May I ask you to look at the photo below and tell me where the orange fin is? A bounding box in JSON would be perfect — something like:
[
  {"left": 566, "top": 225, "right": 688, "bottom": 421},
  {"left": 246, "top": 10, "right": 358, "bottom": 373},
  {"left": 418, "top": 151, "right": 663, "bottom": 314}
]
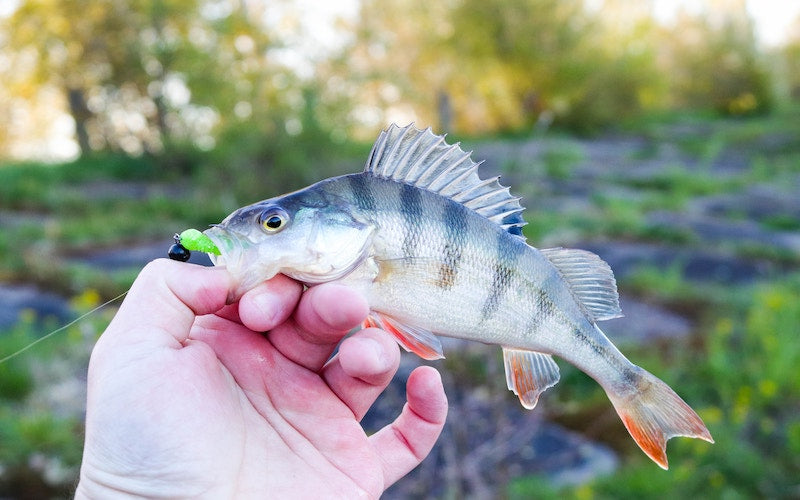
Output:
[
  {"left": 502, "top": 348, "right": 560, "bottom": 410},
  {"left": 609, "top": 367, "right": 714, "bottom": 469},
  {"left": 364, "top": 313, "right": 444, "bottom": 360}
]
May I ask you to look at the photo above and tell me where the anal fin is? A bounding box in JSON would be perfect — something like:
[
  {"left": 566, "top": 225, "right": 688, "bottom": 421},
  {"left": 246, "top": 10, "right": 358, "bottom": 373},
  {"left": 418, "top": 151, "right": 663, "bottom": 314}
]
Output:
[
  {"left": 364, "top": 312, "right": 445, "bottom": 360},
  {"left": 502, "top": 348, "right": 560, "bottom": 410}
]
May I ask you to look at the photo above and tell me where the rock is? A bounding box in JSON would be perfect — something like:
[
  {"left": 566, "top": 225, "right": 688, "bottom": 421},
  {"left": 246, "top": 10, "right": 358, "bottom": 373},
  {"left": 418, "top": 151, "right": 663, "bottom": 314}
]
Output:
[
  {"left": 0, "top": 284, "right": 73, "bottom": 330},
  {"left": 603, "top": 295, "right": 692, "bottom": 344},
  {"left": 369, "top": 343, "right": 618, "bottom": 498},
  {"left": 581, "top": 241, "right": 774, "bottom": 285},
  {"left": 0, "top": 211, "right": 51, "bottom": 228},
  {"left": 375, "top": 370, "right": 619, "bottom": 498},
  {"left": 68, "top": 239, "right": 213, "bottom": 271},
  {"left": 691, "top": 183, "right": 800, "bottom": 222},
  {"left": 648, "top": 211, "right": 800, "bottom": 254}
]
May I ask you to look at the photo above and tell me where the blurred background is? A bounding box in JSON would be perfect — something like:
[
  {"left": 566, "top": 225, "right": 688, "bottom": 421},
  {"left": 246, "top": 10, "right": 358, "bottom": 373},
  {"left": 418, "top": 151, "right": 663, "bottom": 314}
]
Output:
[{"left": 1, "top": 0, "right": 799, "bottom": 497}]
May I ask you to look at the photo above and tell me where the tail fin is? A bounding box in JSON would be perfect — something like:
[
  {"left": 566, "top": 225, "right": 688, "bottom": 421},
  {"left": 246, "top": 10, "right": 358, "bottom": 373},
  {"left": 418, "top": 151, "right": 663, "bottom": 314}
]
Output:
[{"left": 607, "top": 368, "right": 714, "bottom": 469}]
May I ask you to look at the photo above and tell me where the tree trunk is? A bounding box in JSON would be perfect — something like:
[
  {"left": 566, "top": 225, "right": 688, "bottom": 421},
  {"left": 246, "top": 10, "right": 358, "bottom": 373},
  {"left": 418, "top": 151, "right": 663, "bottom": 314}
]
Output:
[
  {"left": 67, "top": 87, "right": 92, "bottom": 156},
  {"left": 152, "top": 89, "right": 170, "bottom": 151},
  {"left": 437, "top": 89, "right": 453, "bottom": 133}
]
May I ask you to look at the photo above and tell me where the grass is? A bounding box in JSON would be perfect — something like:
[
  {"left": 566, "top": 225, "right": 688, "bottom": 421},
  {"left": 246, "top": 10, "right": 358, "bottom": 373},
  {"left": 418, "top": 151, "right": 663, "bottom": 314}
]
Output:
[
  {"left": 508, "top": 274, "right": 800, "bottom": 498},
  {"left": 0, "top": 299, "right": 110, "bottom": 498},
  {"left": 505, "top": 106, "right": 800, "bottom": 497},
  {"left": 1, "top": 104, "right": 799, "bottom": 496},
  {"left": 617, "top": 164, "right": 742, "bottom": 199},
  {"left": 540, "top": 141, "right": 585, "bottom": 180},
  {"left": 0, "top": 153, "right": 238, "bottom": 297}
]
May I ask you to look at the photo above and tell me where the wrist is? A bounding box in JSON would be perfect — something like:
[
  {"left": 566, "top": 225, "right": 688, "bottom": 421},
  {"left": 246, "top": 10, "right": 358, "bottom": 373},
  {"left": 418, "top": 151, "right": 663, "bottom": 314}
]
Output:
[
  {"left": 75, "top": 478, "right": 141, "bottom": 500},
  {"left": 76, "top": 465, "right": 179, "bottom": 499}
]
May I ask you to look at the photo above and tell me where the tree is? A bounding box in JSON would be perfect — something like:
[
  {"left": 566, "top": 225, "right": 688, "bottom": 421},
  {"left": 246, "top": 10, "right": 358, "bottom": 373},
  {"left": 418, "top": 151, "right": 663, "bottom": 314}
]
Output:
[
  {"left": 2, "top": 0, "right": 287, "bottom": 158},
  {"left": 779, "top": 14, "right": 800, "bottom": 100},
  {"left": 659, "top": 0, "right": 774, "bottom": 115},
  {"left": 333, "top": 0, "right": 660, "bottom": 135}
]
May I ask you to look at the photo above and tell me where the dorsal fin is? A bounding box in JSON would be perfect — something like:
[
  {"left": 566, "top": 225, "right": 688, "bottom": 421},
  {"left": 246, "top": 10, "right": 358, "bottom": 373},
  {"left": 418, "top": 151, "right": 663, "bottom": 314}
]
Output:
[
  {"left": 541, "top": 248, "right": 623, "bottom": 322},
  {"left": 365, "top": 124, "right": 527, "bottom": 238}
]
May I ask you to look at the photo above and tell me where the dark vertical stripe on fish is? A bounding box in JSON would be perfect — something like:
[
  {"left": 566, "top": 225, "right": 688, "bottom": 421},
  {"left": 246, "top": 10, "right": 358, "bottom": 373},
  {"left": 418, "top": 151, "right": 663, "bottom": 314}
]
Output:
[
  {"left": 572, "top": 327, "right": 607, "bottom": 358},
  {"left": 571, "top": 324, "right": 637, "bottom": 382},
  {"left": 522, "top": 270, "right": 631, "bottom": 378},
  {"left": 522, "top": 282, "right": 559, "bottom": 339},
  {"left": 400, "top": 183, "right": 422, "bottom": 258},
  {"left": 348, "top": 174, "right": 376, "bottom": 212},
  {"left": 572, "top": 324, "right": 633, "bottom": 378},
  {"left": 436, "top": 201, "right": 468, "bottom": 289},
  {"left": 481, "top": 233, "right": 525, "bottom": 319},
  {"left": 524, "top": 273, "right": 631, "bottom": 377},
  {"left": 535, "top": 289, "right": 555, "bottom": 318}
]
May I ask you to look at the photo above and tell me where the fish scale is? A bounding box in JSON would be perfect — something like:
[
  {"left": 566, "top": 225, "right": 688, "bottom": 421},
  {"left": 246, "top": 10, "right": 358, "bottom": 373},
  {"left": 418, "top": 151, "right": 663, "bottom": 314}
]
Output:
[{"left": 204, "top": 124, "right": 713, "bottom": 469}]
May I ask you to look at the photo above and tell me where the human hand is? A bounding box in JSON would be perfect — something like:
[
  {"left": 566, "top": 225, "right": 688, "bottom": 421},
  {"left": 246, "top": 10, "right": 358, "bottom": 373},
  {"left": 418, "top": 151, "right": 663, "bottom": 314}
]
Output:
[{"left": 75, "top": 259, "right": 447, "bottom": 499}]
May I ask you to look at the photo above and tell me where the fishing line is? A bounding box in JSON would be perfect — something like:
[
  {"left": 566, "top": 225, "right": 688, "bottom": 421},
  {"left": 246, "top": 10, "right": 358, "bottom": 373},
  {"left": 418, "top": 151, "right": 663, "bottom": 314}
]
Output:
[{"left": 0, "top": 290, "right": 128, "bottom": 364}]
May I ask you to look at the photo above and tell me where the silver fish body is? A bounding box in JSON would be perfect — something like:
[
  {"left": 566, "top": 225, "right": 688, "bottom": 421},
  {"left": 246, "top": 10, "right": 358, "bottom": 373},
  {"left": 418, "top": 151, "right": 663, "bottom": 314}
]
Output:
[{"left": 205, "top": 124, "right": 713, "bottom": 469}]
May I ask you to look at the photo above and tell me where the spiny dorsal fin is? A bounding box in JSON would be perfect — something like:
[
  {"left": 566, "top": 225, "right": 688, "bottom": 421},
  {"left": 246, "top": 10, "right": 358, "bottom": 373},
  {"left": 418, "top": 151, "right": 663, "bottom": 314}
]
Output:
[
  {"left": 541, "top": 248, "right": 623, "bottom": 322},
  {"left": 365, "top": 124, "right": 526, "bottom": 238}
]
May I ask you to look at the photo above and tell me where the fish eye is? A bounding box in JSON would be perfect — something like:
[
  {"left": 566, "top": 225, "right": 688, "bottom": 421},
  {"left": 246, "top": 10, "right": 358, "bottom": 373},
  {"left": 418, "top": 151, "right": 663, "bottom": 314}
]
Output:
[{"left": 258, "top": 208, "right": 289, "bottom": 233}]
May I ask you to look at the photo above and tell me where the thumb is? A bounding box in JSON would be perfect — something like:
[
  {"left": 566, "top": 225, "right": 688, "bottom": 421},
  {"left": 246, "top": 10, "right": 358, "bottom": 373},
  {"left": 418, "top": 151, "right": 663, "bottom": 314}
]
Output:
[{"left": 101, "top": 259, "right": 233, "bottom": 350}]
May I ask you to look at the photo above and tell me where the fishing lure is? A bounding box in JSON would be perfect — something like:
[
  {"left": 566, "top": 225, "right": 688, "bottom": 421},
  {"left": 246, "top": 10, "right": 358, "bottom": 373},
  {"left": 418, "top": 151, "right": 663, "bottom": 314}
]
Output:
[{"left": 168, "top": 228, "right": 221, "bottom": 261}]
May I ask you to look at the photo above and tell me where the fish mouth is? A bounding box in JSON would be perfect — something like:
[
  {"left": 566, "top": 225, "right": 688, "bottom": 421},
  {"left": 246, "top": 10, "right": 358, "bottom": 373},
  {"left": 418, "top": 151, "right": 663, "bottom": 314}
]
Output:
[
  {"left": 203, "top": 225, "right": 247, "bottom": 271},
  {"left": 204, "top": 225, "right": 266, "bottom": 299}
]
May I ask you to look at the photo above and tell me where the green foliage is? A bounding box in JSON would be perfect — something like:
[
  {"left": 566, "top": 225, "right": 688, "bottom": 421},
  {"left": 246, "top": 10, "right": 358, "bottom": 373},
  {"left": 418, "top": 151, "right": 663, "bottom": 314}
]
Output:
[
  {"left": 557, "top": 46, "right": 662, "bottom": 135},
  {"left": 761, "top": 214, "right": 800, "bottom": 232},
  {"left": 662, "top": 7, "right": 775, "bottom": 116},
  {"left": 0, "top": 149, "right": 236, "bottom": 297},
  {"left": 522, "top": 275, "right": 800, "bottom": 498},
  {"left": 540, "top": 142, "right": 584, "bottom": 180},
  {"left": 0, "top": 326, "right": 37, "bottom": 401},
  {"left": 1, "top": 0, "right": 796, "bottom": 158},
  {"left": 624, "top": 264, "right": 693, "bottom": 302},
  {"left": 709, "top": 279, "right": 800, "bottom": 405},
  {"left": 0, "top": 412, "right": 82, "bottom": 468},
  {"left": 781, "top": 32, "right": 800, "bottom": 99},
  {"left": 338, "top": 0, "right": 786, "bottom": 137},
  {"left": 508, "top": 475, "right": 562, "bottom": 500},
  {"left": 620, "top": 165, "right": 738, "bottom": 199},
  {"left": 201, "top": 86, "right": 354, "bottom": 203},
  {"left": 0, "top": 154, "right": 163, "bottom": 210},
  {"left": 0, "top": 293, "right": 111, "bottom": 494}
]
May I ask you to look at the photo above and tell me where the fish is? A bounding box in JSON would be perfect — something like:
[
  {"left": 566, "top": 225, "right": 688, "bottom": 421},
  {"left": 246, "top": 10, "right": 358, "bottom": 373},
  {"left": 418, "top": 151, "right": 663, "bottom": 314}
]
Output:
[{"left": 203, "top": 123, "right": 713, "bottom": 469}]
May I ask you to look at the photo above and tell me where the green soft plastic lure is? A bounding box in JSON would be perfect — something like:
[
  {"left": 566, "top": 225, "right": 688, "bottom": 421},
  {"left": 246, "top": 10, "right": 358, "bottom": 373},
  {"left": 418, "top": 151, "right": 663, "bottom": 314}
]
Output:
[{"left": 168, "top": 228, "right": 220, "bottom": 261}]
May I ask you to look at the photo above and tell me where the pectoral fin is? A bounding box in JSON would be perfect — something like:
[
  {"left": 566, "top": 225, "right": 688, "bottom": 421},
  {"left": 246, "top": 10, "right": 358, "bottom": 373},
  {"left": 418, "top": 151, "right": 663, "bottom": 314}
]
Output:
[
  {"left": 364, "top": 312, "right": 445, "bottom": 360},
  {"left": 502, "top": 348, "right": 560, "bottom": 410}
]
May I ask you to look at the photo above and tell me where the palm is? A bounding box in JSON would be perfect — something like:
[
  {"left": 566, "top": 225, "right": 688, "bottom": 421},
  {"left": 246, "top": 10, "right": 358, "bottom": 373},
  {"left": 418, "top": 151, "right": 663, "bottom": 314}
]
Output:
[
  {"left": 78, "top": 262, "right": 446, "bottom": 499},
  {"left": 181, "top": 316, "right": 389, "bottom": 498}
]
